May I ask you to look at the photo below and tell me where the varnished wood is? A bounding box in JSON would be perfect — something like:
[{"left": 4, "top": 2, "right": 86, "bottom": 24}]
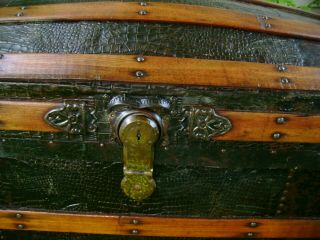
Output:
[
  {"left": 0, "top": 210, "right": 319, "bottom": 238},
  {"left": 1, "top": 54, "right": 320, "bottom": 91},
  {"left": 0, "top": 101, "right": 61, "bottom": 132},
  {"left": 214, "top": 111, "right": 320, "bottom": 143},
  {"left": 1, "top": 100, "right": 320, "bottom": 143},
  {"left": 0, "top": 2, "right": 319, "bottom": 41}
]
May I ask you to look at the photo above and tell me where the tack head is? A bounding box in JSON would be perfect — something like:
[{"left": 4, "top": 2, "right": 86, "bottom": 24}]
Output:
[{"left": 272, "top": 132, "right": 282, "bottom": 140}]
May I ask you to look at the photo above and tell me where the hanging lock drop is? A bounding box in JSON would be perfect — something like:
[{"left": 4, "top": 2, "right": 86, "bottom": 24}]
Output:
[{"left": 116, "top": 111, "right": 161, "bottom": 201}]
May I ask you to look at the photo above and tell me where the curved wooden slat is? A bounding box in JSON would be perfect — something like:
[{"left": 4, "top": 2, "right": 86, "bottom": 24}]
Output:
[
  {"left": 0, "top": 2, "right": 319, "bottom": 40},
  {"left": 1, "top": 54, "right": 320, "bottom": 91},
  {"left": 1, "top": 100, "right": 320, "bottom": 143},
  {"left": 0, "top": 210, "right": 320, "bottom": 238}
]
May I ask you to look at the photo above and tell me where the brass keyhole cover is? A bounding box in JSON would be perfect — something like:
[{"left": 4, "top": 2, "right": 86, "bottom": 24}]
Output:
[{"left": 117, "top": 112, "right": 161, "bottom": 201}]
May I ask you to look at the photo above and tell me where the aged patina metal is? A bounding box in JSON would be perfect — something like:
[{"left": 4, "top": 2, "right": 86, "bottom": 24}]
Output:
[{"left": 118, "top": 112, "right": 160, "bottom": 201}]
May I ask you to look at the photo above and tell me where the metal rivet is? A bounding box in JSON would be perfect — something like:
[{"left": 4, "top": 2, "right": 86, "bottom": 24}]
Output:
[
  {"left": 132, "top": 219, "right": 140, "bottom": 225},
  {"left": 100, "top": 143, "right": 104, "bottom": 147},
  {"left": 138, "top": 10, "right": 148, "bottom": 15},
  {"left": 16, "top": 224, "right": 24, "bottom": 229},
  {"left": 247, "top": 232, "right": 254, "bottom": 237},
  {"left": 140, "top": 2, "right": 147, "bottom": 6},
  {"left": 221, "top": 149, "right": 226, "bottom": 153},
  {"left": 272, "top": 132, "right": 282, "bottom": 140},
  {"left": 1, "top": 139, "right": 6, "bottom": 142},
  {"left": 16, "top": 12, "right": 23, "bottom": 17},
  {"left": 264, "top": 23, "right": 272, "bottom": 28},
  {"left": 280, "top": 77, "right": 290, "bottom": 84},
  {"left": 136, "top": 56, "right": 145, "bottom": 62},
  {"left": 48, "top": 140, "right": 53, "bottom": 144},
  {"left": 277, "top": 64, "right": 287, "bottom": 72},
  {"left": 276, "top": 117, "right": 286, "bottom": 124},
  {"left": 135, "top": 70, "right": 145, "bottom": 78},
  {"left": 131, "top": 229, "right": 139, "bottom": 234},
  {"left": 249, "top": 222, "right": 257, "bottom": 228},
  {"left": 15, "top": 213, "right": 23, "bottom": 219}
]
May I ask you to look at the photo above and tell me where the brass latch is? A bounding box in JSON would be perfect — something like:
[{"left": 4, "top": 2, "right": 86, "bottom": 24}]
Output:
[{"left": 113, "top": 111, "right": 161, "bottom": 201}]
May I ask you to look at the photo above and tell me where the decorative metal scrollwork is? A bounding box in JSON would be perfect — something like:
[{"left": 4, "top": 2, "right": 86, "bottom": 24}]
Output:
[
  {"left": 44, "top": 101, "right": 97, "bottom": 134},
  {"left": 181, "top": 106, "right": 232, "bottom": 140}
]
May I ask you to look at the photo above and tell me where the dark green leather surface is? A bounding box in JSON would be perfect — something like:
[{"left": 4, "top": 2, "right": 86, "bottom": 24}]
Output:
[{"left": 0, "top": 21, "right": 319, "bottom": 66}]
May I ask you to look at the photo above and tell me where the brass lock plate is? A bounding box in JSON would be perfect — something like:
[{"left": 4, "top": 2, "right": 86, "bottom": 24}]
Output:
[{"left": 116, "top": 111, "right": 161, "bottom": 201}]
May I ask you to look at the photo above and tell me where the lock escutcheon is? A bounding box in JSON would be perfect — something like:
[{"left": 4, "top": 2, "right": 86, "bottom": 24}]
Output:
[{"left": 117, "top": 111, "right": 161, "bottom": 201}]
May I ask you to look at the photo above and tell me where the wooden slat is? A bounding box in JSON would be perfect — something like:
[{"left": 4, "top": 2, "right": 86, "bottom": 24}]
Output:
[
  {"left": 214, "top": 111, "right": 320, "bottom": 143},
  {"left": 0, "top": 2, "right": 319, "bottom": 41},
  {"left": 1, "top": 54, "right": 320, "bottom": 91},
  {"left": 1, "top": 100, "right": 320, "bottom": 143},
  {"left": 0, "top": 210, "right": 319, "bottom": 238},
  {"left": 0, "top": 101, "right": 61, "bottom": 132}
]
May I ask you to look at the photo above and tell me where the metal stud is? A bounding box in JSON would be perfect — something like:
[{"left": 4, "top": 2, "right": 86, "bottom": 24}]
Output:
[
  {"left": 136, "top": 56, "right": 145, "bottom": 62},
  {"left": 247, "top": 232, "right": 254, "bottom": 237},
  {"left": 48, "top": 140, "right": 54, "bottom": 144},
  {"left": 249, "top": 222, "right": 257, "bottom": 228},
  {"left": 264, "top": 23, "right": 272, "bottom": 28},
  {"left": 131, "top": 229, "right": 139, "bottom": 234},
  {"left": 280, "top": 77, "right": 290, "bottom": 84},
  {"left": 16, "top": 224, "right": 25, "bottom": 229},
  {"left": 138, "top": 10, "right": 148, "bottom": 15},
  {"left": 132, "top": 219, "right": 140, "bottom": 225},
  {"left": 140, "top": 2, "right": 148, "bottom": 6},
  {"left": 16, "top": 12, "right": 24, "bottom": 17},
  {"left": 15, "top": 213, "right": 23, "bottom": 219},
  {"left": 272, "top": 132, "right": 282, "bottom": 140},
  {"left": 277, "top": 64, "right": 287, "bottom": 72},
  {"left": 135, "top": 70, "right": 145, "bottom": 78},
  {"left": 276, "top": 117, "right": 286, "bottom": 124}
]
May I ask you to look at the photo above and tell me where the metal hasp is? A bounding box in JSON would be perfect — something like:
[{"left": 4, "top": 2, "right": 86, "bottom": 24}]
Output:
[{"left": 116, "top": 111, "right": 161, "bottom": 201}]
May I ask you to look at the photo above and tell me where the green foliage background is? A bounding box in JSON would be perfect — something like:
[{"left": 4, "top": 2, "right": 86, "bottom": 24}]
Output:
[{"left": 267, "top": 0, "right": 320, "bottom": 10}]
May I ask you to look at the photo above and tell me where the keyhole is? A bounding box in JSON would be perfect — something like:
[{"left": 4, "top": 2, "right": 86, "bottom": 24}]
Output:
[{"left": 136, "top": 130, "right": 141, "bottom": 141}]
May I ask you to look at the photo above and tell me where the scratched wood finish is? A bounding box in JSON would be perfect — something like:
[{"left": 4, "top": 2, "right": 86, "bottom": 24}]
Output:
[
  {"left": 0, "top": 101, "right": 61, "bottom": 132},
  {"left": 1, "top": 100, "right": 320, "bottom": 143},
  {"left": 1, "top": 54, "right": 320, "bottom": 91},
  {"left": 0, "top": 2, "right": 319, "bottom": 41},
  {"left": 0, "top": 210, "right": 320, "bottom": 238}
]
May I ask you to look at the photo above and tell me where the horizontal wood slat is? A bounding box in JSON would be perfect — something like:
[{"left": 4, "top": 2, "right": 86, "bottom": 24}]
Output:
[
  {"left": 0, "top": 210, "right": 319, "bottom": 238},
  {"left": 1, "top": 54, "right": 320, "bottom": 91},
  {"left": 0, "top": 2, "right": 319, "bottom": 41},
  {"left": 0, "top": 101, "right": 61, "bottom": 132},
  {"left": 1, "top": 101, "right": 320, "bottom": 143}
]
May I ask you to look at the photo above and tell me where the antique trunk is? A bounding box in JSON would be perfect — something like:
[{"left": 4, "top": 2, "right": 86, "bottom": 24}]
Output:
[{"left": 0, "top": 0, "right": 319, "bottom": 239}]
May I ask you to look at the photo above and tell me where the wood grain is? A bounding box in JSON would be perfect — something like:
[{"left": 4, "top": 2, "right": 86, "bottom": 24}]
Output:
[
  {"left": 215, "top": 111, "right": 320, "bottom": 143},
  {"left": 1, "top": 54, "right": 320, "bottom": 91},
  {"left": 1, "top": 100, "right": 320, "bottom": 143},
  {"left": 0, "top": 101, "right": 61, "bottom": 132},
  {"left": 0, "top": 210, "right": 319, "bottom": 238},
  {"left": 0, "top": 2, "right": 319, "bottom": 40}
]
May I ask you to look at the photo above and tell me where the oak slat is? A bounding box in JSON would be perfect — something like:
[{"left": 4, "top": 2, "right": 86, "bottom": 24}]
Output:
[
  {"left": 0, "top": 210, "right": 319, "bottom": 238},
  {"left": 0, "top": 2, "right": 319, "bottom": 40},
  {"left": 1, "top": 54, "right": 320, "bottom": 91},
  {"left": 1, "top": 101, "right": 320, "bottom": 143},
  {"left": 0, "top": 101, "right": 61, "bottom": 132}
]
